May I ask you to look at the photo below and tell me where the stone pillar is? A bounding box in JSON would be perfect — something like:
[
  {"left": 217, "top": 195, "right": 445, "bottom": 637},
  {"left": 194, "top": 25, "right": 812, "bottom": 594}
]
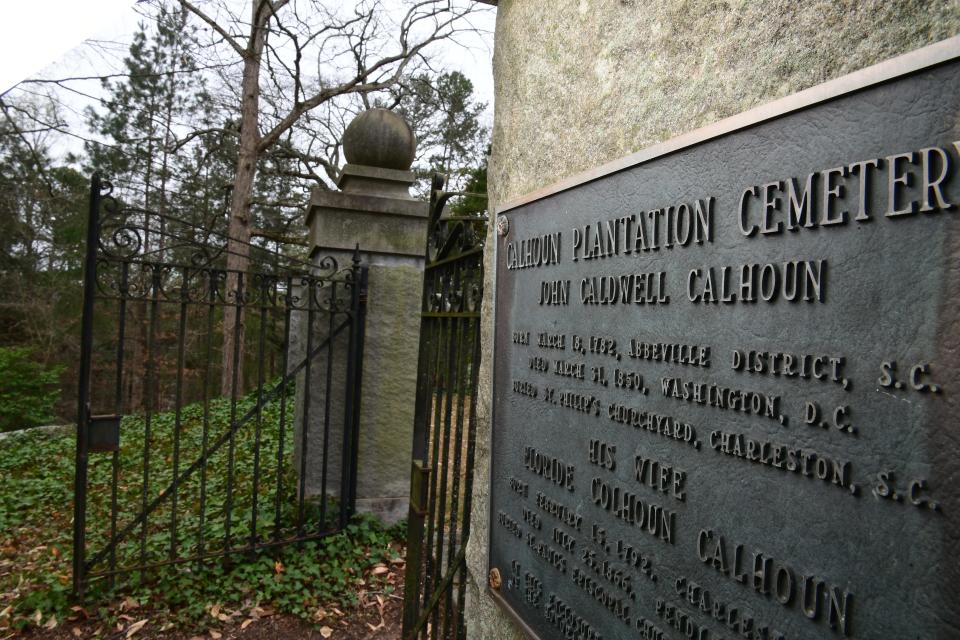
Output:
[{"left": 303, "top": 108, "right": 427, "bottom": 523}]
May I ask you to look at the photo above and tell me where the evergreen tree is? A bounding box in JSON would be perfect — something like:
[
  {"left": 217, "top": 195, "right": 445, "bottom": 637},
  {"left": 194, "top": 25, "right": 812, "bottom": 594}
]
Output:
[
  {"left": 0, "top": 97, "right": 88, "bottom": 420},
  {"left": 449, "top": 153, "right": 488, "bottom": 218},
  {"left": 391, "top": 71, "right": 488, "bottom": 190},
  {"left": 83, "top": 4, "right": 214, "bottom": 409},
  {"left": 85, "top": 2, "right": 207, "bottom": 227}
]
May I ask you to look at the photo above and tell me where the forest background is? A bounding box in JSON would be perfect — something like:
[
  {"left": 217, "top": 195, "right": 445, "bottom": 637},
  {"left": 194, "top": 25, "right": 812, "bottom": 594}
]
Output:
[{"left": 0, "top": 0, "right": 494, "bottom": 432}]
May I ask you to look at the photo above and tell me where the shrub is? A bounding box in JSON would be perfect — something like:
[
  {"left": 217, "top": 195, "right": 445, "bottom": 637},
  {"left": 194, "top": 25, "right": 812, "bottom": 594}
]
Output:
[{"left": 0, "top": 347, "right": 65, "bottom": 432}]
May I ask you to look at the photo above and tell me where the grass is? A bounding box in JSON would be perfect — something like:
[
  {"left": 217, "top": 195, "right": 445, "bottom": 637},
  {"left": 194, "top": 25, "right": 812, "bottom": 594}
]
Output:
[{"left": 0, "top": 386, "right": 405, "bottom": 634}]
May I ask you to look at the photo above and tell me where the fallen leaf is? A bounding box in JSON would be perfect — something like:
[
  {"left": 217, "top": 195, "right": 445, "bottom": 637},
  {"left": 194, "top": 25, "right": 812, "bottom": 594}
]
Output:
[
  {"left": 71, "top": 627, "right": 83, "bottom": 638},
  {"left": 209, "top": 630, "right": 222, "bottom": 640},
  {"left": 32, "top": 610, "right": 42, "bottom": 625},
  {"left": 371, "top": 564, "right": 389, "bottom": 575},
  {"left": 210, "top": 604, "right": 221, "bottom": 619},
  {"left": 0, "top": 606, "right": 11, "bottom": 618},
  {"left": 122, "top": 596, "right": 139, "bottom": 611},
  {"left": 125, "top": 618, "right": 148, "bottom": 638},
  {"left": 241, "top": 619, "right": 253, "bottom": 630},
  {"left": 69, "top": 605, "right": 89, "bottom": 620},
  {"left": 274, "top": 560, "right": 284, "bottom": 575},
  {"left": 217, "top": 613, "right": 229, "bottom": 622},
  {"left": 319, "top": 626, "right": 333, "bottom": 638},
  {"left": 43, "top": 615, "right": 58, "bottom": 630}
]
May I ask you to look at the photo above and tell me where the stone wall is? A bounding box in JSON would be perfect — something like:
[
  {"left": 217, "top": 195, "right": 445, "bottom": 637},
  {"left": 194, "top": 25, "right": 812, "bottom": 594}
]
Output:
[{"left": 466, "top": 1, "right": 960, "bottom": 637}]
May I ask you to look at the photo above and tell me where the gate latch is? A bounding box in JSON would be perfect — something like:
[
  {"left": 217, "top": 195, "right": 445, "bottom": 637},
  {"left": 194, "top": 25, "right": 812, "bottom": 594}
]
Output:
[
  {"left": 87, "top": 414, "right": 121, "bottom": 452},
  {"left": 409, "top": 460, "right": 431, "bottom": 517}
]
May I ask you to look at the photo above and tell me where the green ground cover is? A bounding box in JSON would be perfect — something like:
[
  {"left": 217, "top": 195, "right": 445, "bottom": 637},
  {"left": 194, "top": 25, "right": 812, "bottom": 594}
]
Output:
[{"left": 0, "top": 390, "right": 404, "bottom": 634}]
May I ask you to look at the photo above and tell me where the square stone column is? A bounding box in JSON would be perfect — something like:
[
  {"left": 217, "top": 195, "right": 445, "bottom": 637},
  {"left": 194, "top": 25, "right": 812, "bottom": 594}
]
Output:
[{"left": 300, "top": 143, "right": 428, "bottom": 523}]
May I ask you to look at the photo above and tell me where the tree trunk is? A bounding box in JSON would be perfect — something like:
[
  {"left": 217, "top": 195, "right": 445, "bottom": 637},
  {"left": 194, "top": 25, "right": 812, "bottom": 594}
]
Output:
[{"left": 220, "top": 1, "right": 267, "bottom": 396}]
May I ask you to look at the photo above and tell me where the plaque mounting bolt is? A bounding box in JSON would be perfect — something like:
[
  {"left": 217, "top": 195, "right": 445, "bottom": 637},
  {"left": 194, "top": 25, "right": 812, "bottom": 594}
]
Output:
[
  {"left": 489, "top": 567, "right": 502, "bottom": 590},
  {"left": 497, "top": 215, "right": 509, "bottom": 237}
]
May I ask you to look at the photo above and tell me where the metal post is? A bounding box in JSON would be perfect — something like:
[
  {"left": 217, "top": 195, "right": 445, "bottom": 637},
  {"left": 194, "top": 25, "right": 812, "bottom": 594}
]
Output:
[
  {"left": 347, "top": 265, "right": 367, "bottom": 517},
  {"left": 339, "top": 249, "right": 365, "bottom": 525},
  {"left": 73, "top": 174, "right": 102, "bottom": 596},
  {"left": 402, "top": 459, "right": 431, "bottom": 635}
]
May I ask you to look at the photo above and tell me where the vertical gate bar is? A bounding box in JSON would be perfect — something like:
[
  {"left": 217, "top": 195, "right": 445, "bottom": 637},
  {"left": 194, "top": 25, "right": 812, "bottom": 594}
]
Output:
[
  {"left": 425, "top": 313, "right": 454, "bottom": 637},
  {"left": 433, "top": 308, "right": 462, "bottom": 628},
  {"left": 457, "top": 314, "right": 484, "bottom": 640},
  {"left": 451, "top": 314, "right": 478, "bottom": 640},
  {"left": 346, "top": 266, "right": 368, "bottom": 519},
  {"left": 442, "top": 309, "right": 471, "bottom": 638},
  {"left": 250, "top": 276, "right": 268, "bottom": 545},
  {"left": 319, "top": 280, "right": 337, "bottom": 531},
  {"left": 297, "top": 276, "right": 315, "bottom": 537},
  {"left": 108, "top": 260, "right": 130, "bottom": 586},
  {"left": 274, "top": 276, "right": 294, "bottom": 540},
  {"left": 402, "top": 459, "right": 429, "bottom": 634},
  {"left": 169, "top": 269, "right": 189, "bottom": 561},
  {"left": 411, "top": 279, "right": 437, "bottom": 463},
  {"left": 73, "top": 174, "right": 101, "bottom": 597},
  {"left": 140, "top": 263, "right": 161, "bottom": 575},
  {"left": 224, "top": 271, "right": 244, "bottom": 549},
  {"left": 421, "top": 316, "right": 441, "bottom": 638},
  {"left": 422, "top": 313, "right": 449, "bottom": 627},
  {"left": 338, "top": 279, "right": 357, "bottom": 530},
  {"left": 198, "top": 269, "right": 216, "bottom": 558},
  {"left": 339, "top": 256, "right": 361, "bottom": 528},
  {"left": 403, "top": 267, "right": 439, "bottom": 638}
]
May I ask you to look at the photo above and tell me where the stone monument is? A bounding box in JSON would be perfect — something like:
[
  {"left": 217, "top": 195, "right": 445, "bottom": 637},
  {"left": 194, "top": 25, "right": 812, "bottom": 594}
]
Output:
[
  {"left": 468, "top": 2, "right": 960, "bottom": 639},
  {"left": 301, "top": 108, "right": 428, "bottom": 523}
]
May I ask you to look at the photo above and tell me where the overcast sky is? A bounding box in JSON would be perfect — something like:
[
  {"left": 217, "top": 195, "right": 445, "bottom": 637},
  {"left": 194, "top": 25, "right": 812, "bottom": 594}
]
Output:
[{"left": 1, "top": 0, "right": 496, "bottom": 155}]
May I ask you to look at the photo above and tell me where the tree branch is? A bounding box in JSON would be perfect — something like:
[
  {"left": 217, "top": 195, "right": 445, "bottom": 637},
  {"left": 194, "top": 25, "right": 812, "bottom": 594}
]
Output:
[
  {"left": 250, "top": 227, "right": 307, "bottom": 246},
  {"left": 180, "top": 0, "right": 247, "bottom": 57}
]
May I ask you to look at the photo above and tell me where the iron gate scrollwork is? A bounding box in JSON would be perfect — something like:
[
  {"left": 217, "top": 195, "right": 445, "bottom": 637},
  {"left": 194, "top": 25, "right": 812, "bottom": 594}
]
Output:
[
  {"left": 403, "top": 175, "right": 487, "bottom": 639},
  {"left": 73, "top": 174, "right": 367, "bottom": 596}
]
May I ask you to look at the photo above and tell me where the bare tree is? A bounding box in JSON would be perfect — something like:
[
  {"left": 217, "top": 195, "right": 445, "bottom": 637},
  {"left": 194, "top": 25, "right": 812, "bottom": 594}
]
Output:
[{"left": 174, "top": 0, "right": 482, "bottom": 393}]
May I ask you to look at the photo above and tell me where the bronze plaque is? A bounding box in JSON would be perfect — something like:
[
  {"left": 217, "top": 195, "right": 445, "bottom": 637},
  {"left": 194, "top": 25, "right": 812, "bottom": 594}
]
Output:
[{"left": 489, "top": 40, "right": 960, "bottom": 640}]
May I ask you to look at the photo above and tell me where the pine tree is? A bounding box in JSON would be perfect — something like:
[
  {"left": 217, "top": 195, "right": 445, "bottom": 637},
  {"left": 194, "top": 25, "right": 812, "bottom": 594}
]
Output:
[
  {"left": 86, "top": 3, "right": 207, "bottom": 225},
  {"left": 84, "top": 3, "right": 211, "bottom": 409},
  {"left": 0, "top": 97, "right": 88, "bottom": 420},
  {"left": 392, "top": 71, "right": 488, "bottom": 190}
]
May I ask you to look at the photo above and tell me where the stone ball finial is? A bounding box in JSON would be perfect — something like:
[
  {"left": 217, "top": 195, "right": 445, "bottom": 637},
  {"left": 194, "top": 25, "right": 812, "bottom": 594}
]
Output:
[{"left": 342, "top": 108, "right": 417, "bottom": 171}]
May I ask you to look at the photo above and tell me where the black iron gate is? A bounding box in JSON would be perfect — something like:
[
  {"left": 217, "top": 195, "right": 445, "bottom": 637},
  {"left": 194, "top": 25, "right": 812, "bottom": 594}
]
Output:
[
  {"left": 402, "top": 176, "right": 487, "bottom": 639},
  {"left": 73, "top": 174, "right": 367, "bottom": 596}
]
